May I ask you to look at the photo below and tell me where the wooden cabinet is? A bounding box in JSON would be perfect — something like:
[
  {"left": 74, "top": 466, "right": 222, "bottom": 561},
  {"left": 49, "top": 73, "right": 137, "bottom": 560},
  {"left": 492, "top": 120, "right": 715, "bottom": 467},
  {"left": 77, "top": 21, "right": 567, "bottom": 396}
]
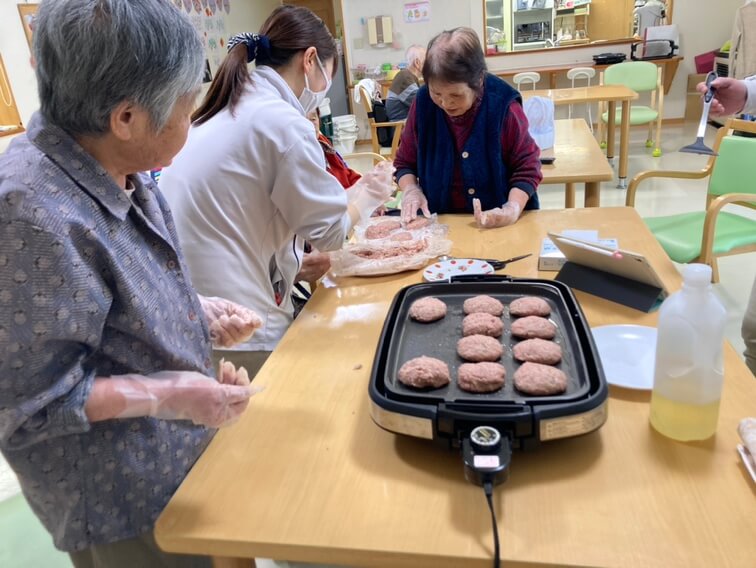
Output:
[
  {"left": 589, "top": 0, "right": 635, "bottom": 42},
  {"left": 0, "top": 54, "right": 24, "bottom": 137}
]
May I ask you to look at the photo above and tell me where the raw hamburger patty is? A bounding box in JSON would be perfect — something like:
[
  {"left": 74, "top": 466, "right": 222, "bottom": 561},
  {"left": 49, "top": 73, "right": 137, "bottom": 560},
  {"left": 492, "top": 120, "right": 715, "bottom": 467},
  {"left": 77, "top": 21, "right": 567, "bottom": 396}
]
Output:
[
  {"left": 397, "top": 356, "right": 451, "bottom": 389},
  {"left": 457, "top": 362, "right": 506, "bottom": 393},
  {"left": 513, "top": 338, "right": 562, "bottom": 365},
  {"left": 463, "top": 295, "right": 505, "bottom": 316},
  {"left": 365, "top": 220, "right": 401, "bottom": 239},
  {"left": 509, "top": 296, "right": 551, "bottom": 317},
  {"left": 404, "top": 216, "right": 431, "bottom": 230},
  {"left": 511, "top": 316, "right": 557, "bottom": 339},
  {"left": 462, "top": 312, "right": 503, "bottom": 338},
  {"left": 408, "top": 297, "right": 447, "bottom": 323},
  {"left": 514, "top": 362, "right": 567, "bottom": 395},
  {"left": 457, "top": 335, "right": 503, "bottom": 362}
]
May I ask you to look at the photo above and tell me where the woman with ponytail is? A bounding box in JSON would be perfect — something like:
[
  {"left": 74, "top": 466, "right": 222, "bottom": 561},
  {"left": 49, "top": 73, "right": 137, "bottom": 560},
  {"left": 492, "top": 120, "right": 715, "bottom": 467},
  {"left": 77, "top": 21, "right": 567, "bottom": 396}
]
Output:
[{"left": 160, "top": 5, "right": 393, "bottom": 376}]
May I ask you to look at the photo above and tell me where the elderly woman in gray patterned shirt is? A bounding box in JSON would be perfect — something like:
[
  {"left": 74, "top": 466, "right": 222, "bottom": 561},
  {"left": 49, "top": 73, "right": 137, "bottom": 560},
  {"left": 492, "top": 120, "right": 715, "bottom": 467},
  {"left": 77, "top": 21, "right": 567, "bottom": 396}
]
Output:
[{"left": 0, "top": 1, "right": 264, "bottom": 567}]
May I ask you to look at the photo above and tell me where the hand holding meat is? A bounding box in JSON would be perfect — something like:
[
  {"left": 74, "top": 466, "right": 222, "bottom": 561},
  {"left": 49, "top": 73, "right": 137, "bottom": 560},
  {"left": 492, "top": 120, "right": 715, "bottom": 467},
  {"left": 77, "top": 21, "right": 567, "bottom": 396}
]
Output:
[
  {"left": 473, "top": 198, "right": 521, "bottom": 229},
  {"left": 199, "top": 295, "right": 262, "bottom": 348}
]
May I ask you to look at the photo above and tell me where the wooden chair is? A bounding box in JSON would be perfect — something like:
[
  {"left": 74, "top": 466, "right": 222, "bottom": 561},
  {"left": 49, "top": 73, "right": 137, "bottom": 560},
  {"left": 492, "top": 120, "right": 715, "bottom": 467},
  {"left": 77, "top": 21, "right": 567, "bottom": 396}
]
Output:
[
  {"left": 598, "top": 61, "right": 664, "bottom": 157},
  {"left": 625, "top": 118, "right": 756, "bottom": 282},
  {"left": 357, "top": 85, "right": 404, "bottom": 161}
]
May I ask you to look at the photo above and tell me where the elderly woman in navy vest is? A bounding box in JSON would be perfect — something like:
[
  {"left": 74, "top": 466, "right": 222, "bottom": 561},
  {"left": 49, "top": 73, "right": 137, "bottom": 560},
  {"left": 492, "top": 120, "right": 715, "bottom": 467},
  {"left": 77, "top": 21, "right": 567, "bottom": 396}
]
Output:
[{"left": 394, "top": 27, "right": 542, "bottom": 228}]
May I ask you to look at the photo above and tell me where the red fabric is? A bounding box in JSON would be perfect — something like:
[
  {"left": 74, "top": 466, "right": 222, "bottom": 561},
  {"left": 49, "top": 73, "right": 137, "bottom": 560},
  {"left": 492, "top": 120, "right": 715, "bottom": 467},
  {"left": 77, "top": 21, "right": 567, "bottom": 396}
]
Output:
[
  {"left": 318, "top": 133, "right": 361, "bottom": 189},
  {"left": 394, "top": 95, "right": 542, "bottom": 212}
]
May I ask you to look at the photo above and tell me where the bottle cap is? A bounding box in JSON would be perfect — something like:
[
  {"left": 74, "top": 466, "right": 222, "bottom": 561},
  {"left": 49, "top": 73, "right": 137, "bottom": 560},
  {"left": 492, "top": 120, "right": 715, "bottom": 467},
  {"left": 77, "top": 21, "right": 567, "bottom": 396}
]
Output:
[{"left": 682, "top": 263, "right": 711, "bottom": 287}]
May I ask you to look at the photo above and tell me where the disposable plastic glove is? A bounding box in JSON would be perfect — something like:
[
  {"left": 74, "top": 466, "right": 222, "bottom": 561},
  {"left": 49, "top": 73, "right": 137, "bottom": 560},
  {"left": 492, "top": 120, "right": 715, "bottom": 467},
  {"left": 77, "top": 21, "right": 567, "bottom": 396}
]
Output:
[
  {"left": 199, "top": 295, "right": 262, "bottom": 348},
  {"left": 297, "top": 251, "right": 331, "bottom": 283},
  {"left": 100, "top": 361, "right": 260, "bottom": 428},
  {"left": 400, "top": 184, "right": 431, "bottom": 224},
  {"left": 346, "top": 161, "right": 396, "bottom": 225},
  {"left": 472, "top": 198, "right": 522, "bottom": 229}
]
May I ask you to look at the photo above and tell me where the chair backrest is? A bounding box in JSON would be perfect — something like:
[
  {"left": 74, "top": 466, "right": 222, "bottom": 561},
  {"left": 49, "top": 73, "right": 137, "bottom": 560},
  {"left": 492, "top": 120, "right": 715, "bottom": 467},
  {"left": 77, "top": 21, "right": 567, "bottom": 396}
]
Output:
[
  {"left": 358, "top": 85, "right": 375, "bottom": 120},
  {"left": 603, "top": 61, "right": 658, "bottom": 92},
  {"left": 566, "top": 66, "right": 595, "bottom": 86},
  {"left": 709, "top": 134, "right": 756, "bottom": 199},
  {"left": 513, "top": 71, "right": 541, "bottom": 90}
]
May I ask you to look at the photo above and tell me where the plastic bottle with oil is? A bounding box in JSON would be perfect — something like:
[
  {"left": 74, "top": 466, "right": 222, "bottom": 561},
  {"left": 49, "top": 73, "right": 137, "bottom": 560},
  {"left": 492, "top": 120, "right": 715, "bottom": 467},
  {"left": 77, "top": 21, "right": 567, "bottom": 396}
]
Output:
[{"left": 649, "top": 263, "right": 726, "bottom": 441}]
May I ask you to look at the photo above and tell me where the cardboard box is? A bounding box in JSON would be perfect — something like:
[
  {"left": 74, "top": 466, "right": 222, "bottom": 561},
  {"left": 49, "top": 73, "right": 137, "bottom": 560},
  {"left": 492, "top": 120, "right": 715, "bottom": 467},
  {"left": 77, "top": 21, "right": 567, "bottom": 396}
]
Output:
[
  {"left": 539, "top": 234, "right": 619, "bottom": 271},
  {"left": 685, "top": 93, "right": 703, "bottom": 122}
]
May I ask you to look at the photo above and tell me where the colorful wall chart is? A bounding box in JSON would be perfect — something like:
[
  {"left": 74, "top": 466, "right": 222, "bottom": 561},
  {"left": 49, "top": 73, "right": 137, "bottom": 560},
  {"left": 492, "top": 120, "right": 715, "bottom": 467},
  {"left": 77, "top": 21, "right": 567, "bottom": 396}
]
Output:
[{"left": 175, "top": 0, "right": 232, "bottom": 77}]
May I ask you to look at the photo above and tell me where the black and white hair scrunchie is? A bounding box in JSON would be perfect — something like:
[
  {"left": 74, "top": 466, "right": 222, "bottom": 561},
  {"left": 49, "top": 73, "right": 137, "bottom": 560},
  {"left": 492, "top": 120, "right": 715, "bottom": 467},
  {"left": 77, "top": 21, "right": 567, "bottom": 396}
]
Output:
[{"left": 227, "top": 32, "right": 270, "bottom": 63}]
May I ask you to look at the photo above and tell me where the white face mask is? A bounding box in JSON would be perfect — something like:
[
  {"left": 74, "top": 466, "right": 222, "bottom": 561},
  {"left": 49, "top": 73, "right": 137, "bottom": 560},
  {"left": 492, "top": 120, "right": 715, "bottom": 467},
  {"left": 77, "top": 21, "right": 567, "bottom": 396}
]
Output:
[{"left": 299, "top": 55, "right": 331, "bottom": 115}]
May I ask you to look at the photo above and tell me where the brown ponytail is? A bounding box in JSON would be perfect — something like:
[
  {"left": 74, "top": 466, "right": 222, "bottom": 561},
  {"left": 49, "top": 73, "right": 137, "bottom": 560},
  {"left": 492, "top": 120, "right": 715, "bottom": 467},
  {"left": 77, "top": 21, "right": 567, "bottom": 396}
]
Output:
[{"left": 192, "top": 5, "right": 337, "bottom": 125}]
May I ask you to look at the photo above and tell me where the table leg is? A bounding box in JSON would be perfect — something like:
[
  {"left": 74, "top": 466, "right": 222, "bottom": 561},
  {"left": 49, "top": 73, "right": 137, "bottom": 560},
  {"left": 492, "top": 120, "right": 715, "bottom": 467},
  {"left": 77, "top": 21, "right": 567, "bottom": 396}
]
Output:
[
  {"left": 212, "top": 557, "right": 256, "bottom": 568},
  {"left": 584, "top": 182, "right": 600, "bottom": 208},
  {"left": 618, "top": 100, "right": 631, "bottom": 189},
  {"left": 549, "top": 71, "right": 557, "bottom": 90},
  {"left": 606, "top": 101, "right": 616, "bottom": 161},
  {"left": 565, "top": 183, "right": 576, "bottom": 208}
]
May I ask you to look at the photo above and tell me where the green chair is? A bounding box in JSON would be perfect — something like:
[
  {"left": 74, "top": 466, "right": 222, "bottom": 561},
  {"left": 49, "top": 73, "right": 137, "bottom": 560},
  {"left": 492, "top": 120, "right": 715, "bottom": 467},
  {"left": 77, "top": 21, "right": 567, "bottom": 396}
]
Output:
[
  {"left": 598, "top": 61, "right": 664, "bottom": 157},
  {"left": 626, "top": 118, "right": 756, "bottom": 282},
  {"left": 0, "top": 494, "right": 72, "bottom": 567}
]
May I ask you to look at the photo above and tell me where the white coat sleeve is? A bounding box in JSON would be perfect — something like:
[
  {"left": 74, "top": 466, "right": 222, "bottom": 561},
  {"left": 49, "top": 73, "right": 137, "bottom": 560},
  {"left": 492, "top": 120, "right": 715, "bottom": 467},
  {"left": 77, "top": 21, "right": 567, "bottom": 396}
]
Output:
[
  {"left": 745, "top": 76, "right": 756, "bottom": 115},
  {"left": 271, "top": 127, "right": 351, "bottom": 252}
]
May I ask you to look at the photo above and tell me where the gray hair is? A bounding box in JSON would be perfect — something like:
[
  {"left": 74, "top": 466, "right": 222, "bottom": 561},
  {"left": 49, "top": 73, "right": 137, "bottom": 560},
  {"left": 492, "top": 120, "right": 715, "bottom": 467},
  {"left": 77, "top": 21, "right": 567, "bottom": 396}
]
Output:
[
  {"left": 405, "top": 44, "right": 425, "bottom": 67},
  {"left": 34, "top": 0, "right": 204, "bottom": 135}
]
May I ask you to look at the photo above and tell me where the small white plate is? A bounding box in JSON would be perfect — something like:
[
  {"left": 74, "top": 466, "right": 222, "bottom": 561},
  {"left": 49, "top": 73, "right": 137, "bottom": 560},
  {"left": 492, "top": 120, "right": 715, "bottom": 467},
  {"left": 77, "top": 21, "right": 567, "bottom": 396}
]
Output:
[
  {"left": 423, "top": 258, "right": 494, "bottom": 282},
  {"left": 591, "top": 325, "right": 657, "bottom": 390}
]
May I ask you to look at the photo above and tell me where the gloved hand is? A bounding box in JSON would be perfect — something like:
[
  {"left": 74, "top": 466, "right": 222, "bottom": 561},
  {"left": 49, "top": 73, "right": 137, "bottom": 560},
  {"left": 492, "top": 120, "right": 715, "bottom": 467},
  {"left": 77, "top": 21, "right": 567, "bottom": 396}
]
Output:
[
  {"left": 199, "top": 295, "right": 262, "bottom": 348},
  {"left": 105, "top": 362, "right": 260, "bottom": 428},
  {"left": 297, "top": 251, "right": 331, "bottom": 283},
  {"left": 472, "top": 198, "right": 522, "bottom": 229},
  {"left": 346, "top": 161, "right": 396, "bottom": 225},
  {"left": 400, "top": 184, "right": 431, "bottom": 224}
]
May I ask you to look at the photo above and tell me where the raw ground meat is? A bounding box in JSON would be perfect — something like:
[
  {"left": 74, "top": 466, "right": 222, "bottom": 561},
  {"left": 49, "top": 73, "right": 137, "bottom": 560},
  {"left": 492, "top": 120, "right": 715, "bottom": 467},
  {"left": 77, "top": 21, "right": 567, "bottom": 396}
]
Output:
[
  {"left": 463, "top": 295, "right": 504, "bottom": 316},
  {"left": 404, "top": 217, "right": 431, "bottom": 230},
  {"left": 457, "top": 362, "right": 506, "bottom": 393},
  {"left": 513, "top": 338, "right": 562, "bottom": 365},
  {"left": 462, "top": 312, "right": 503, "bottom": 338},
  {"left": 457, "top": 335, "right": 503, "bottom": 362},
  {"left": 509, "top": 296, "right": 551, "bottom": 317},
  {"left": 390, "top": 231, "right": 414, "bottom": 242},
  {"left": 353, "top": 239, "right": 428, "bottom": 260},
  {"left": 511, "top": 316, "right": 557, "bottom": 339},
  {"left": 514, "top": 362, "right": 567, "bottom": 395},
  {"left": 408, "top": 297, "right": 447, "bottom": 323},
  {"left": 365, "top": 220, "right": 401, "bottom": 239},
  {"left": 397, "top": 356, "right": 451, "bottom": 389}
]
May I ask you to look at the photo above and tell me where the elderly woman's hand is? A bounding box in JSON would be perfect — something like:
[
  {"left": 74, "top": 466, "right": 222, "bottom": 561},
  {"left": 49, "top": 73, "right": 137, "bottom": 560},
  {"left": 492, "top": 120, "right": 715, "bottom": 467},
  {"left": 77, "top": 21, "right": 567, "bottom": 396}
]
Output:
[
  {"left": 400, "top": 184, "right": 431, "bottom": 223},
  {"left": 199, "top": 296, "right": 262, "bottom": 348},
  {"left": 473, "top": 198, "right": 522, "bottom": 229}
]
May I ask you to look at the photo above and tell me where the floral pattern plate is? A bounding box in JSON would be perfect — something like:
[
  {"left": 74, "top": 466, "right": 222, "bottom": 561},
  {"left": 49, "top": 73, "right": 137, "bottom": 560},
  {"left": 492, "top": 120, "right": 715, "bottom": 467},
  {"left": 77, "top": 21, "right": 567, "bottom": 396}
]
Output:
[{"left": 423, "top": 258, "right": 494, "bottom": 282}]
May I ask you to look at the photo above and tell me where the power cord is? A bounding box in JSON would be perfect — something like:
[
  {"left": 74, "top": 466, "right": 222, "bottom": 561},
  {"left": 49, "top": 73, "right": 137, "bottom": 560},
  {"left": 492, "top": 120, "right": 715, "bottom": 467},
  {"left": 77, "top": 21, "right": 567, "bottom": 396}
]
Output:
[{"left": 483, "top": 480, "right": 500, "bottom": 568}]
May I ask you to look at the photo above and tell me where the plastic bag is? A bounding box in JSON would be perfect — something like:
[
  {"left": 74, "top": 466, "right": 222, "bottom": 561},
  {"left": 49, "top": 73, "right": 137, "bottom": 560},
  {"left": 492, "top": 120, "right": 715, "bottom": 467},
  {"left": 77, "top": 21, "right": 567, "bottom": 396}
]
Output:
[
  {"left": 523, "top": 96, "right": 555, "bottom": 150},
  {"left": 329, "top": 215, "right": 452, "bottom": 277}
]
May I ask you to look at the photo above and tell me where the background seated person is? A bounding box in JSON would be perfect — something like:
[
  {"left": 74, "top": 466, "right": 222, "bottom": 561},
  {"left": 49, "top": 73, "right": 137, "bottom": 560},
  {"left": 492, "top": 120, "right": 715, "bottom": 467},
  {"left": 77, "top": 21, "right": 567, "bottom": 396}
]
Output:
[
  {"left": 386, "top": 45, "right": 426, "bottom": 121},
  {"left": 394, "top": 27, "right": 542, "bottom": 229}
]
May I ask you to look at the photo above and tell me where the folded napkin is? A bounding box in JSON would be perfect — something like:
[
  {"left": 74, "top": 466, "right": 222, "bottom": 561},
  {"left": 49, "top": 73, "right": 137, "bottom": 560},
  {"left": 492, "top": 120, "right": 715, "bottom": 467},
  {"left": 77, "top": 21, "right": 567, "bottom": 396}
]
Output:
[{"left": 738, "top": 418, "right": 756, "bottom": 457}]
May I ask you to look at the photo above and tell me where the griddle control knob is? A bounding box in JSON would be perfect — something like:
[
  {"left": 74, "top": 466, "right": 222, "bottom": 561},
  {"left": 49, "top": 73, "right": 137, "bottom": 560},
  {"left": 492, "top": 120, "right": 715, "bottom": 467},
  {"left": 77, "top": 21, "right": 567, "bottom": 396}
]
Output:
[{"left": 470, "top": 425, "right": 501, "bottom": 453}]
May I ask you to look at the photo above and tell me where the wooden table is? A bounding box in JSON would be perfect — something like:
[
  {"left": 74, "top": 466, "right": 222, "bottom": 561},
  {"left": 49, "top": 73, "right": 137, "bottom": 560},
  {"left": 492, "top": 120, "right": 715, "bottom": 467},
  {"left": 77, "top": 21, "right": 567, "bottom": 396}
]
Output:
[
  {"left": 546, "top": 119, "right": 614, "bottom": 207},
  {"left": 156, "top": 208, "right": 756, "bottom": 568},
  {"left": 494, "top": 56, "right": 682, "bottom": 94},
  {"left": 523, "top": 85, "right": 638, "bottom": 189}
]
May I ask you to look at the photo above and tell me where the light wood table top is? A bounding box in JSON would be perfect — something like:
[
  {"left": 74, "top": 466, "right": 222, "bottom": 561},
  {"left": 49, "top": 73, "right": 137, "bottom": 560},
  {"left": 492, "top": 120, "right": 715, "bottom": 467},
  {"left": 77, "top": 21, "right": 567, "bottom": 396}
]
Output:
[
  {"left": 522, "top": 84, "right": 637, "bottom": 105},
  {"left": 156, "top": 208, "right": 756, "bottom": 568},
  {"left": 545, "top": 119, "right": 613, "bottom": 185}
]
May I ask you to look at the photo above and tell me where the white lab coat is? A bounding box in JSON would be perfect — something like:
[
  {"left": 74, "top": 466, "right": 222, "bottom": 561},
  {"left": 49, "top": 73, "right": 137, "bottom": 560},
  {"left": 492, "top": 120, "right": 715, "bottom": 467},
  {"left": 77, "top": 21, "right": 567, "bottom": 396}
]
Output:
[{"left": 160, "top": 66, "right": 350, "bottom": 351}]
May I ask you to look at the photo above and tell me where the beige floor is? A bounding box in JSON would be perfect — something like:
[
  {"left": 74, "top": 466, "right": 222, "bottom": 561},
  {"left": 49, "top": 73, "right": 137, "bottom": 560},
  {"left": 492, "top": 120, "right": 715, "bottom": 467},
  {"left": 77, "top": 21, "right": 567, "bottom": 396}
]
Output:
[{"left": 350, "top": 118, "right": 756, "bottom": 363}]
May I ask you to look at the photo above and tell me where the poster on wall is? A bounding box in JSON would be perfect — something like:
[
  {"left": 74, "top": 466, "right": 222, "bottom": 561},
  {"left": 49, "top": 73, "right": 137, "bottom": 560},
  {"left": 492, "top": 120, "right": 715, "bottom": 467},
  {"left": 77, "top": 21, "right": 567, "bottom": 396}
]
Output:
[
  {"left": 403, "top": 1, "right": 430, "bottom": 23},
  {"left": 17, "top": 3, "right": 40, "bottom": 50}
]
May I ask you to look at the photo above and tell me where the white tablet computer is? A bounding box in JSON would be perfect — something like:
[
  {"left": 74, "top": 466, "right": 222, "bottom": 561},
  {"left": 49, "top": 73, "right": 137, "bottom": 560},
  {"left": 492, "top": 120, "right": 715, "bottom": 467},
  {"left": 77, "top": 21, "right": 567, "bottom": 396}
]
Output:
[{"left": 548, "top": 232, "right": 669, "bottom": 296}]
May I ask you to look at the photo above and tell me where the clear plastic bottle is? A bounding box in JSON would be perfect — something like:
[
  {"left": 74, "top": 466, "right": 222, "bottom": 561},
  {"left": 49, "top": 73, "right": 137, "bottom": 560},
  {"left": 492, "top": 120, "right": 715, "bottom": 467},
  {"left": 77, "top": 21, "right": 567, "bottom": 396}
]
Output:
[{"left": 649, "top": 264, "right": 726, "bottom": 441}]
